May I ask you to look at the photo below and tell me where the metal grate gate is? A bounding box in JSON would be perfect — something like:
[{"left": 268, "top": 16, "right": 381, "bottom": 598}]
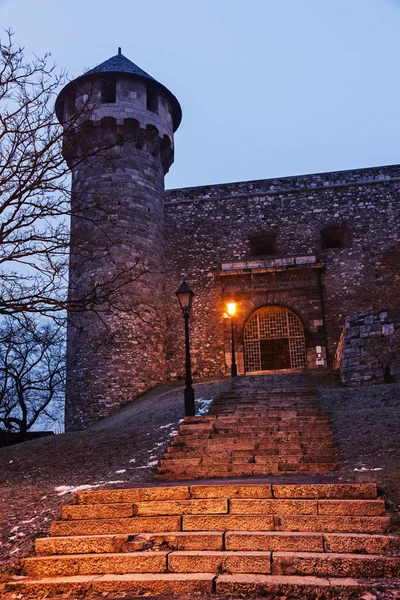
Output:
[{"left": 244, "top": 306, "right": 306, "bottom": 372}]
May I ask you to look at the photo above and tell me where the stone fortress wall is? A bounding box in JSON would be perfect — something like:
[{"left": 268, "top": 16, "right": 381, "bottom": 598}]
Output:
[
  {"left": 164, "top": 164, "right": 400, "bottom": 380},
  {"left": 336, "top": 309, "right": 400, "bottom": 386},
  {"left": 59, "top": 51, "right": 400, "bottom": 430}
]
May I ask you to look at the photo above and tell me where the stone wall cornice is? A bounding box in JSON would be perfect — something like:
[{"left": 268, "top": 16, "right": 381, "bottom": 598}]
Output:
[{"left": 165, "top": 164, "right": 400, "bottom": 206}]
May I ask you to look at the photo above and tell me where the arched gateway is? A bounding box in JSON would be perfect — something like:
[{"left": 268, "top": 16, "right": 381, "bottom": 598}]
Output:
[{"left": 244, "top": 306, "right": 306, "bottom": 373}]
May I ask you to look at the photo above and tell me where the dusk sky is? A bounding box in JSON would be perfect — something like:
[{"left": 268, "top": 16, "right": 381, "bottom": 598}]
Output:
[{"left": 1, "top": 0, "right": 400, "bottom": 189}]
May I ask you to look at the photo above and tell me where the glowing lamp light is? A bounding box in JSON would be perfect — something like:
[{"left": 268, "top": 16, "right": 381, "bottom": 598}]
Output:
[
  {"left": 226, "top": 301, "right": 238, "bottom": 377},
  {"left": 227, "top": 302, "right": 237, "bottom": 316}
]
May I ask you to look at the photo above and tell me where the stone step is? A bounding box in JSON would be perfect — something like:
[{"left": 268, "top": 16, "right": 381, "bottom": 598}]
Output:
[
  {"left": 184, "top": 412, "right": 328, "bottom": 422},
  {"left": 212, "top": 404, "right": 319, "bottom": 410},
  {"left": 159, "top": 460, "right": 340, "bottom": 474},
  {"left": 215, "top": 574, "right": 398, "bottom": 597},
  {"left": 172, "top": 435, "right": 334, "bottom": 448},
  {"left": 212, "top": 406, "right": 319, "bottom": 413},
  {"left": 168, "top": 550, "right": 272, "bottom": 574},
  {"left": 63, "top": 498, "right": 384, "bottom": 520},
  {"left": 24, "top": 551, "right": 169, "bottom": 577},
  {"left": 36, "top": 531, "right": 225, "bottom": 555},
  {"left": 23, "top": 549, "right": 400, "bottom": 579},
  {"left": 228, "top": 499, "right": 385, "bottom": 516},
  {"left": 3, "top": 573, "right": 215, "bottom": 597},
  {"left": 166, "top": 444, "right": 338, "bottom": 457},
  {"left": 51, "top": 516, "right": 182, "bottom": 537},
  {"left": 163, "top": 453, "right": 340, "bottom": 464},
  {"left": 181, "top": 515, "right": 390, "bottom": 533},
  {"left": 271, "top": 551, "right": 400, "bottom": 578},
  {"left": 11, "top": 573, "right": 388, "bottom": 598},
  {"left": 324, "top": 533, "right": 400, "bottom": 554},
  {"left": 50, "top": 512, "right": 390, "bottom": 538},
  {"left": 225, "top": 531, "right": 400, "bottom": 554},
  {"left": 176, "top": 425, "right": 333, "bottom": 435},
  {"left": 157, "top": 463, "right": 341, "bottom": 478},
  {"left": 207, "top": 410, "right": 323, "bottom": 419},
  {"left": 180, "top": 411, "right": 329, "bottom": 424},
  {"left": 73, "top": 483, "right": 378, "bottom": 505},
  {"left": 75, "top": 485, "right": 190, "bottom": 505},
  {"left": 63, "top": 499, "right": 228, "bottom": 520},
  {"left": 37, "top": 531, "right": 398, "bottom": 557},
  {"left": 271, "top": 484, "right": 378, "bottom": 499}
]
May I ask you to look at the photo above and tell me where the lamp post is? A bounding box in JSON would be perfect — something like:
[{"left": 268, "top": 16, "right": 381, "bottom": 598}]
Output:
[
  {"left": 175, "top": 281, "right": 195, "bottom": 417},
  {"left": 227, "top": 301, "right": 237, "bottom": 377}
]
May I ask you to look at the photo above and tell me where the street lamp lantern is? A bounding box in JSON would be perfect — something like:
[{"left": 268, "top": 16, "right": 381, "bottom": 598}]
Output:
[
  {"left": 176, "top": 281, "right": 195, "bottom": 417},
  {"left": 227, "top": 300, "right": 238, "bottom": 377},
  {"left": 227, "top": 302, "right": 237, "bottom": 317},
  {"left": 175, "top": 280, "right": 195, "bottom": 313}
]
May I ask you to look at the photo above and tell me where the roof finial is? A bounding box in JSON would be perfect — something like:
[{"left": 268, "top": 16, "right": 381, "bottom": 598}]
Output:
[{"left": 118, "top": 47, "right": 122, "bottom": 55}]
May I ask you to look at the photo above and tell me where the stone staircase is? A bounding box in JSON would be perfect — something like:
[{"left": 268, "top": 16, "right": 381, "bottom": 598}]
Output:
[
  {"left": 5, "top": 482, "right": 400, "bottom": 597},
  {"left": 157, "top": 374, "right": 340, "bottom": 480},
  {"left": 4, "top": 373, "right": 400, "bottom": 598}
]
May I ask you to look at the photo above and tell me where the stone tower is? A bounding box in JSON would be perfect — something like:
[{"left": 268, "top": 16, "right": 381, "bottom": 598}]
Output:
[{"left": 56, "top": 50, "right": 181, "bottom": 431}]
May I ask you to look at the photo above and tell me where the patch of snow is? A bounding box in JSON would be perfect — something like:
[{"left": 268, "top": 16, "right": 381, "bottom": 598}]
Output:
[
  {"left": 55, "top": 484, "right": 101, "bottom": 496},
  {"left": 21, "top": 517, "right": 38, "bottom": 524},
  {"left": 10, "top": 526, "right": 19, "bottom": 533},
  {"left": 105, "top": 480, "right": 125, "bottom": 484},
  {"left": 353, "top": 467, "right": 383, "bottom": 472},
  {"left": 158, "top": 422, "right": 174, "bottom": 429},
  {"left": 195, "top": 397, "right": 213, "bottom": 416},
  {"left": 169, "top": 429, "right": 178, "bottom": 437},
  {"left": 41, "top": 496, "right": 47, "bottom": 500},
  {"left": 129, "top": 459, "right": 136, "bottom": 463},
  {"left": 8, "top": 460, "right": 13, "bottom": 464},
  {"left": 115, "top": 469, "right": 126, "bottom": 474},
  {"left": 136, "top": 460, "right": 158, "bottom": 469}
]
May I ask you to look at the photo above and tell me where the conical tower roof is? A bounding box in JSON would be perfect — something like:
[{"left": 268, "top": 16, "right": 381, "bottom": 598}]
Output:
[
  {"left": 55, "top": 49, "right": 182, "bottom": 130},
  {"left": 84, "top": 49, "right": 156, "bottom": 81}
]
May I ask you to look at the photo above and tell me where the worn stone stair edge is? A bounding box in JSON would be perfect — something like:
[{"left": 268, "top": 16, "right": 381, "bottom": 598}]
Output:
[
  {"left": 74, "top": 482, "right": 379, "bottom": 504},
  {"left": 4, "top": 574, "right": 400, "bottom": 599}
]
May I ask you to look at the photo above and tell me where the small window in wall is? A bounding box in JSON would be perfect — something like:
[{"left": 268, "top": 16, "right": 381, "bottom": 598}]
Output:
[
  {"left": 321, "top": 226, "right": 349, "bottom": 249},
  {"left": 250, "top": 234, "right": 277, "bottom": 256},
  {"left": 101, "top": 76, "right": 116, "bottom": 103},
  {"left": 146, "top": 83, "right": 158, "bottom": 113},
  {"left": 66, "top": 91, "right": 76, "bottom": 116}
]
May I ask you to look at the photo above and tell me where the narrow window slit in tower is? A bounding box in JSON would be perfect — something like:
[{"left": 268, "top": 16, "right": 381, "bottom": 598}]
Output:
[
  {"left": 146, "top": 83, "right": 158, "bottom": 113},
  {"left": 101, "top": 76, "right": 116, "bottom": 103}
]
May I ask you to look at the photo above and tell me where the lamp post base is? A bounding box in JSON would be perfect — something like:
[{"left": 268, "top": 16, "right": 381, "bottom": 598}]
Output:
[{"left": 184, "top": 385, "right": 195, "bottom": 417}]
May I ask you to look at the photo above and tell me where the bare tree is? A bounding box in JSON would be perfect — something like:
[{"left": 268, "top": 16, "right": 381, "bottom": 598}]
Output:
[
  {"left": 0, "top": 317, "right": 65, "bottom": 435},
  {"left": 0, "top": 31, "right": 148, "bottom": 323}
]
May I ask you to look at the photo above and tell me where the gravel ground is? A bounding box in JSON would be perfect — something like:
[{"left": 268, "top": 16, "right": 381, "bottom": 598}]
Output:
[{"left": 316, "top": 380, "right": 400, "bottom": 516}]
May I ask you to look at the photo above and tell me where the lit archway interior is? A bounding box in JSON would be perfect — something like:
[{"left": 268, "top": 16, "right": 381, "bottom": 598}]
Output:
[{"left": 244, "top": 306, "right": 306, "bottom": 372}]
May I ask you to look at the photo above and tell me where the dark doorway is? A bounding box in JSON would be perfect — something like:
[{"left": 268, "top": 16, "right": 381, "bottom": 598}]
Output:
[
  {"left": 260, "top": 338, "right": 291, "bottom": 370},
  {"left": 244, "top": 306, "right": 306, "bottom": 373}
]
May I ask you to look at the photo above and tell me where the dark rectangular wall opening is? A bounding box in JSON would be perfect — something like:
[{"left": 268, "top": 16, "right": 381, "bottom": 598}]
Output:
[
  {"left": 147, "top": 83, "right": 158, "bottom": 113},
  {"left": 101, "top": 76, "right": 116, "bottom": 103}
]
